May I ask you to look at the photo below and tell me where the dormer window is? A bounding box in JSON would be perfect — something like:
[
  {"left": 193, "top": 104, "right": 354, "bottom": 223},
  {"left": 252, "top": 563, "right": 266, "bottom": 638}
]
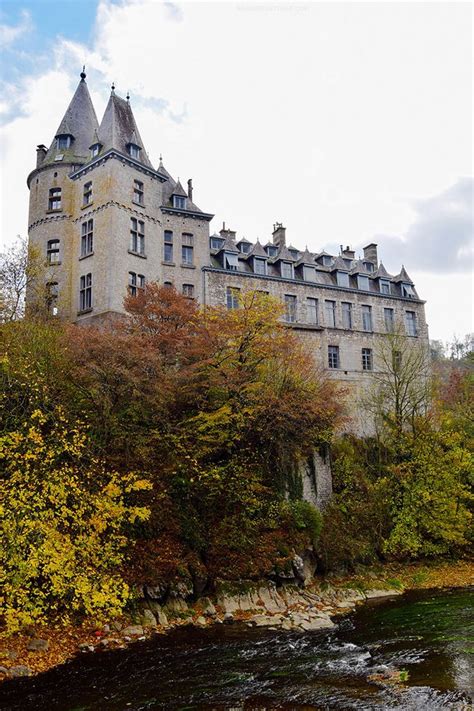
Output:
[
  {"left": 56, "top": 135, "right": 71, "bottom": 150},
  {"left": 225, "top": 252, "right": 239, "bottom": 271},
  {"left": 281, "top": 261, "right": 294, "bottom": 279},
  {"left": 401, "top": 283, "right": 415, "bottom": 298},
  {"left": 265, "top": 245, "right": 278, "bottom": 258},
  {"left": 90, "top": 143, "right": 101, "bottom": 158},
  {"left": 342, "top": 258, "right": 352, "bottom": 269},
  {"left": 238, "top": 242, "right": 251, "bottom": 254},
  {"left": 303, "top": 265, "right": 316, "bottom": 282},
  {"left": 253, "top": 257, "right": 266, "bottom": 275},
  {"left": 357, "top": 275, "right": 370, "bottom": 291},
  {"left": 127, "top": 143, "right": 140, "bottom": 159},
  {"left": 288, "top": 249, "right": 299, "bottom": 260},
  {"left": 322, "top": 255, "right": 333, "bottom": 267},
  {"left": 336, "top": 271, "right": 350, "bottom": 287},
  {"left": 210, "top": 236, "right": 224, "bottom": 250},
  {"left": 173, "top": 195, "right": 186, "bottom": 210},
  {"left": 380, "top": 279, "right": 391, "bottom": 295},
  {"left": 364, "top": 261, "right": 374, "bottom": 272}
]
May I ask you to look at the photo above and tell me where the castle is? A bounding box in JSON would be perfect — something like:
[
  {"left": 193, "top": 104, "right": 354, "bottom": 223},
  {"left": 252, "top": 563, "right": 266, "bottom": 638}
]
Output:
[{"left": 27, "top": 71, "right": 429, "bottom": 445}]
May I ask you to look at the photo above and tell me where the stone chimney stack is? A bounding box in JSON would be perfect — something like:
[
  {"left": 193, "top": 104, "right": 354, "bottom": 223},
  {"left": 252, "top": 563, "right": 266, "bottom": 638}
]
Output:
[
  {"left": 363, "top": 243, "right": 378, "bottom": 265},
  {"left": 341, "top": 245, "right": 355, "bottom": 260},
  {"left": 187, "top": 178, "right": 193, "bottom": 202},
  {"left": 36, "top": 144, "right": 47, "bottom": 168},
  {"left": 220, "top": 223, "right": 237, "bottom": 241},
  {"left": 272, "top": 222, "right": 286, "bottom": 248}
]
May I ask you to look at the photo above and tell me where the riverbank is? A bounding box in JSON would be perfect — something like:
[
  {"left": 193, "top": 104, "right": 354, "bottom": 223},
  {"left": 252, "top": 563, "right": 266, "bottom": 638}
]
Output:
[{"left": 1, "top": 557, "right": 473, "bottom": 681}]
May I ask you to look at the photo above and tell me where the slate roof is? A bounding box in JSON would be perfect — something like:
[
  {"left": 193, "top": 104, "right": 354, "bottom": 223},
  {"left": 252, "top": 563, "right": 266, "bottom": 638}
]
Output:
[
  {"left": 332, "top": 256, "right": 351, "bottom": 271},
  {"left": 349, "top": 259, "right": 372, "bottom": 276},
  {"left": 373, "top": 262, "right": 392, "bottom": 279},
  {"left": 98, "top": 91, "right": 153, "bottom": 168},
  {"left": 393, "top": 266, "right": 414, "bottom": 284},
  {"left": 246, "top": 240, "right": 268, "bottom": 258},
  {"left": 170, "top": 179, "right": 188, "bottom": 197},
  {"left": 159, "top": 161, "right": 205, "bottom": 213},
  {"left": 43, "top": 75, "right": 99, "bottom": 165},
  {"left": 295, "top": 247, "right": 316, "bottom": 266},
  {"left": 269, "top": 244, "right": 296, "bottom": 263}
]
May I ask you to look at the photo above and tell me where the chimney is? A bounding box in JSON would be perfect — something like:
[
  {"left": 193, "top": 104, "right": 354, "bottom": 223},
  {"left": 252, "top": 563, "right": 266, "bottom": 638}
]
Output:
[
  {"left": 220, "top": 225, "right": 237, "bottom": 241},
  {"left": 272, "top": 222, "right": 286, "bottom": 247},
  {"left": 36, "top": 144, "right": 47, "bottom": 168},
  {"left": 187, "top": 178, "right": 193, "bottom": 202},
  {"left": 341, "top": 245, "right": 355, "bottom": 260},
  {"left": 363, "top": 243, "right": 378, "bottom": 265}
]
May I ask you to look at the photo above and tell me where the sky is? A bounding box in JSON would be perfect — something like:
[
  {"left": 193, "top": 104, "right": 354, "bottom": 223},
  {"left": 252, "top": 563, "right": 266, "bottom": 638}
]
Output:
[{"left": 0, "top": 0, "right": 472, "bottom": 342}]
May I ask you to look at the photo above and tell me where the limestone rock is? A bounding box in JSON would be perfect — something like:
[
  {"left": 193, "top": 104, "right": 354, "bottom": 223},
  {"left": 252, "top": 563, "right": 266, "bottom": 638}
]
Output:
[
  {"left": 201, "top": 598, "right": 217, "bottom": 617},
  {"left": 365, "top": 589, "right": 402, "bottom": 599},
  {"left": 121, "top": 625, "right": 144, "bottom": 636},
  {"left": 195, "top": 616, "right": 207, "bottom": 626},
  {"left": 26, "top": 638, "right": 49, "bottom": 652},
  {"left": 299, "top": 617, "right": 335, "bottom": 631},
  {"left": 141, "top": 609, "right": 157, "bottom": 627},
  {"left": 223, "top": 612, "right": 234, "bottom": 624}
]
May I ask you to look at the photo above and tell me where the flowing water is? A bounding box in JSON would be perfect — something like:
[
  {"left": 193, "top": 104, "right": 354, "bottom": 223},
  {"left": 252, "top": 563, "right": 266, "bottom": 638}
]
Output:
[{"left": 1, "top": 587, "right": 473, "bottom": 710}]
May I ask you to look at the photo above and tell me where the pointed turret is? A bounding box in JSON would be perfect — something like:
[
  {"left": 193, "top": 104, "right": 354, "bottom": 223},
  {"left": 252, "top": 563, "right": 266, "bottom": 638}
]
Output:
[
  {"left": 393, "top": 265, "right": 414, "bottom": 284},
  {"left": 43, "top": 69, "right": 99, "bottom": 166},
  {"left": 170, "top": 179, "right": 188, "bottom": 198},
  {"left": 98, "top": 89, "right": 153, "bottom": 168}
]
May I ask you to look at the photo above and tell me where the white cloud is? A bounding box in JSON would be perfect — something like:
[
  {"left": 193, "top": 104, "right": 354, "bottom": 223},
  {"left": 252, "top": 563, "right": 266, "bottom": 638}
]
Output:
[
  {"left": 0, "top": 0, "right": 472, "bottom": 339},
  {"left": 0, "top": 9, "right": 32, "bottom": 47}
]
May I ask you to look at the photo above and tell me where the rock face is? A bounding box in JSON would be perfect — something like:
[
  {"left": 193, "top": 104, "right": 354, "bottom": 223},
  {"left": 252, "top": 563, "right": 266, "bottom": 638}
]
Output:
[
  {"left": 121, "top": 625, "right": 144, "bottom": 637},
  {"left": 365, "top": 589, "right": 402, "bottom": 599}
]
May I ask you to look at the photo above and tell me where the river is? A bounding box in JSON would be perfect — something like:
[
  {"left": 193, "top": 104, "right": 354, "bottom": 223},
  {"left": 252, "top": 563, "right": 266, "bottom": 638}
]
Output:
[{"left": 0, "top": 587, "right": 472, "bottom": 710}]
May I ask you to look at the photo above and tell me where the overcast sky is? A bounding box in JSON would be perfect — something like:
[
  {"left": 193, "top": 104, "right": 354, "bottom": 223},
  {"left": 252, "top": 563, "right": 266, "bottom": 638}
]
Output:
[{"left": 0, "top": 0, "right": 472, "bottom": 341}]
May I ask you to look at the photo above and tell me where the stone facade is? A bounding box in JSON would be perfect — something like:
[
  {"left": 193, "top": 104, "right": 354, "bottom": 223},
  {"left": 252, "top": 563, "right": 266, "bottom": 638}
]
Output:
[{"left": 27, "top": 72, "right": 430, "bottom": 445}]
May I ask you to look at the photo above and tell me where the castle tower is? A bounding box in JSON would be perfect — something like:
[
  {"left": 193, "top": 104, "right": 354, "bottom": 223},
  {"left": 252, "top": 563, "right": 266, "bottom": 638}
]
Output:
[{"left": 27, "top": 71, "right": 213, "bottom": 322}]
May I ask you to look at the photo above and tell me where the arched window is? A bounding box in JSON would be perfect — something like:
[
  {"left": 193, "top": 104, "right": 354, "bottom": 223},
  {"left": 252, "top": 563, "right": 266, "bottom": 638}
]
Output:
[
  {"left": 46, "top": 281, "right": 59, "bottom": 315},
  {"left": 47, "top": 239, "right": 60, "bottom": 264}
]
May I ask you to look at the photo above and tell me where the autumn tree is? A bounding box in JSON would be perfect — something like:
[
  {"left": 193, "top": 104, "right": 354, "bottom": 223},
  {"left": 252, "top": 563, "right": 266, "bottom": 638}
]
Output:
[{"left": 0, "top": 237, "right": 49, "bottom": 323}]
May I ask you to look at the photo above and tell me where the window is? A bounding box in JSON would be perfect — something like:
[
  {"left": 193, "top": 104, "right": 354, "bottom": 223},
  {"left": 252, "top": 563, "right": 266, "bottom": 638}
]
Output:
[
  {"left": 303, "top": 265, "right": 316, "bottom": 282},
  {"left": 361, "top": 305, "right": 372, "bottom": 331},
  {"left": 128, "top": 272, "right": 145, "bottom": 297},
  {"left": 210, "top": 236, "right": 223, "bottom": 250},
  {"left": 328, "top": 345, "right": 340, "bottom": 369},
  {"left": 289, "top": 249, "right": 299, "bottom": 260},
  {"left": 384, "top": 307, "right": 394, "bottom": 332},
  {"left": 46, "top": 281, "right": 59, "bottom": 315},
  {"left": 164, "top": 230, "right": 173, "bottom": 262},
  {"left": 337, "top": 271, "right": 350, "bottom": 287},
  {"left": 362, "top": 348, "right": 373, "bottom": 371},
  {"left": 173, "top": 195, "right": 186, "bottom": 209},
  {"left": 130, "top": 218, "right": 145, "bottom": 255},
  {"left": 405, "top": 310, "right": 417, "bottom": 336},
  {"left": 307, "top": 297, "right": 318, "bottom": 324},
  {"left": 83, "top": 181, "right": 92, "bottom": 206},
  {"left": 224, "top": 252, "right": 238, "bottom": 270},
  {"left": 182, "top": 245, "right": 194, "bottom": 265},
  {"left": 48, "top": 187, "right": 62, "bottom": 210},
  {"left": 226, "top": 286, "right": 240, "bottom": 309},
  {"left": 266, "top": 245, "right": 278, "bottom": 257},
  {"left": 364, "top": 262, "right": 374, "bottom": 272},
  {"left": 182, "top": 233, "right": 194, "bottom": 246},
  {"left": 81, "top": 219, "right": 93, "bottom": 257},
  {"left": 322, "top": 255, "right": 333, "bottom": 267},
  {"left": 56, "top": 135, "right": 71, "bottom": 149},
  {"left": 133, "top": 180, "right": 144, "bottom": 204},
  {"left": 239, "top": 242, "right": 251, "bottom": 254},
  {"left": 357, "top": 275, "right": 370, "bottom": 291},
  {"left": 401, "top": 283, "right": 415, "bottom": 298},
  {"left": 79, "top": 273, "right": 92, "bottom": 311},
  {"left": 379, "top": 279, "right": 390, "bottom": 294},
  {"left": 284, "top": 295, "right": 297, "bottom": 323},
  {"left": 182, "top": 283, "right": 194, "bottom": 298},
  {"left": 47, "top": 239, "right": 60, "bottom": 264},
  {"left": 341, "top": 302, "right": 353, "bottom": 329},
  {"left": 90, "top": 143, "right": 101, "bottom": 158},
  {"left": 325, "top": 300, "right": 336, "bottom": 328},
  {"left": 281, "top": 261, "right": 294, "bottom": 279},
  {"left": 128, "top": 144, "right": 140, "bottom": 159},
  {"left": 163, "top": 281, "right": 173, "bottom": 288},
  {"left": 254, "top": 257, "right": 266, "bottom": 275}
]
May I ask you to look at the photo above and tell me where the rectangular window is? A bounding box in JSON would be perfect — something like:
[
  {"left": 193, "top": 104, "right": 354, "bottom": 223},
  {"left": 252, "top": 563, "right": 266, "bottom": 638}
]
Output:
[
  {"left": 81, "top": 219, "right": 93, "bottom": 257},
  {"left": 380, "top": 279, "right": 391, "bottom": 294},
  {"left": 384, "top": 307, "right": 394, "bottom": 332},
  {"left": 357, "top": 275, "right": 370, "bottom": 291},
  {"left": 210, "top": 237, "right": 223, "bottom": 250},
  {"left": 173, "top": 195, "right": 186, "bottom": 209},
  {"left": 325, "top": 300, "right": 336, "bottom": 328},
  {"left": 182, "top": 233, "right": 194, "bottom": 246},
  {"left": 402, "top": 283, "right": 415, "bottom": 298},
  {"left": 405, "top": 310, "right": 417, "bottom": 336},
  {"left": 133, "top": 180, "right": 144, "bottom": 204},
  {"left": 79, "top": 273, "right": 92, "bottom": 311},
  {"left": 303, "top": 265, "right": 316, "bottom": 282},
  {"left": 130, "top": 218, "right": 145, "bottom": 255},
  {"left": 254, "top": 257, "right": 266, "bottom": 275},
  {"left": 225, "top": 252, "right": 239, "bottom": 270},
  {"left": 46, "top": 281, "right": 59, "bottom": 315},
  {"left": 341, "top": 302, "right": 352, "bottom": 329},
  {"left": 361, "top": 305, "right": 373, "bottom": 332},
  {"left": 56, "top": 136, "right": 70, "bottom": 150},
  {"left": 182, "top": 245, "right": 194, "bottom": 265},
  {"left": 182, "top": 283, "right": 194, "bottom": 298},
  {"left": 83, "top": 181, "right": 92, "bottom": 206},
  {"left": 226, "top": 286, "right": 240, "bottom": 309},
  {"left": 47, "top": 239, "right": 60, "bottom": 264},
  {"left": 328, "top": 345, "right": 340, "bottom": 369},
  {"left": 281, "top": 261, "right": 294, "bottom": 279},
  {"left": 362, "top": 348, "right": 373, "bottom": 371},
  {"left": 164, "top": 230, "right": 173, "bottom": 262},
  {"left": 322, "top": 255, "right": 333, "bottom": 267},
  {"left": 307, "top": 297, "right": 318, "bottom": 324},
  {"left": 48, "top": 187, "right": 62, "bottom": 210},
  {"left": 128, "top": 272, "right": 145, "bottom": 297},
  {"left": 337, "top": 271, "right": 350, "bottom": 287},
  {"left": 284, "top": 294, "right": 297, "bottom": 323}
]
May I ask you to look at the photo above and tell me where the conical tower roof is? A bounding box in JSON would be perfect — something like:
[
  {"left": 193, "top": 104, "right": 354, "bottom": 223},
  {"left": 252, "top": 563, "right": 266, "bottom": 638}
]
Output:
[
  {"left": 374, "top": 261, "right": 391, "bottom": 279},
  {"left": 98, "top": 90, "right": 153, "bottom": 168},
  {"left": 170, "top": 179, "right": 188, "bottom": 197},
  {"left": 43, "top": 71, "right": 99, "bottom": 165},
  {"left": 393, "top": 265, "right": 414, "bottom": 284}
]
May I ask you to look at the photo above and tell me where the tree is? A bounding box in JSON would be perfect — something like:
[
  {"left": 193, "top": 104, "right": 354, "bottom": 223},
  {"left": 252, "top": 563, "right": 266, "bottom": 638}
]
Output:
[{"left": 0, "top": 237, "right": 47, "bottom": 323}]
